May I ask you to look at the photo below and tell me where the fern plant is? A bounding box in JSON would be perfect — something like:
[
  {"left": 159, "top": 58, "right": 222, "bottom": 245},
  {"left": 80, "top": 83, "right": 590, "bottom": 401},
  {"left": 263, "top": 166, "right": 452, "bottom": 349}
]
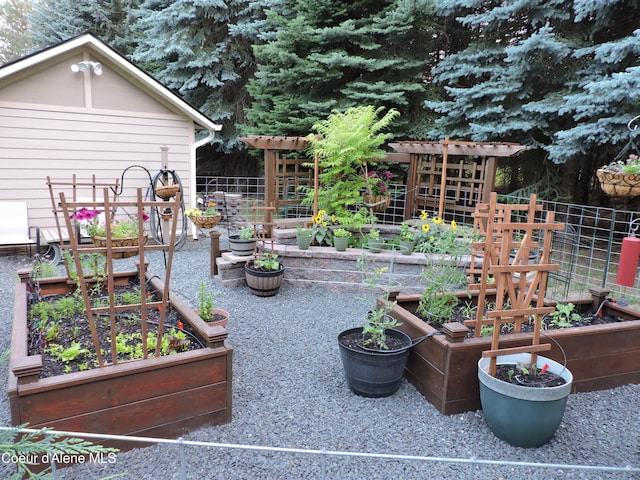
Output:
[{"left": 302, "top": 105, "right": 399, "bottom": 228}]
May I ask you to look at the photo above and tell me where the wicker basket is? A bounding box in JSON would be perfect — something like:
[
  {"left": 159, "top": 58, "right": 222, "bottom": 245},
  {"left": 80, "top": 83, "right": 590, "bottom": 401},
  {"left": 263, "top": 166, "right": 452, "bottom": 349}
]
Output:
[
  {"left": 155, "top": 184, "right": 180, "bottom": 200},
  {"left": 596, "top": 169, "right": 640, "bottom": 197},
  {"left": 363, "top": 194, "right": 391, "bottom": 212},
  {"left": 188, "top": 214, "right": 221, "bottom": 229},
  {"left": 92, "top": 235, "right": 147, "bottom": 259}
]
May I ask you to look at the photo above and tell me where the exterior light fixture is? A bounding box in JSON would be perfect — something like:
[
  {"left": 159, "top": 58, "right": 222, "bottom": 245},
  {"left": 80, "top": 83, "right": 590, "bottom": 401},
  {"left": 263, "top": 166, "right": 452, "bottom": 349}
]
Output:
[{"left": 70, "top": 61, "right": 103, "bottom": 75}]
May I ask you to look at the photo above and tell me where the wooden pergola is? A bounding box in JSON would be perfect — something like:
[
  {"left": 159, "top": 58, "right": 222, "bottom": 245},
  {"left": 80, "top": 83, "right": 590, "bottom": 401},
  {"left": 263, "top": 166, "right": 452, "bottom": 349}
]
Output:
[{"left": 239, "top": 135, "right": 529, "bottom": 230}]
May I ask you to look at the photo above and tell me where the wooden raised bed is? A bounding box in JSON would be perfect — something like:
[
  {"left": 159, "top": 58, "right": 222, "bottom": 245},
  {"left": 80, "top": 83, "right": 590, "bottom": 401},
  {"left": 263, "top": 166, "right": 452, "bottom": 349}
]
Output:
[
  {"left": 9, "top": 270, "right": 232, "bottom": 453},
  {"left": 384, "top": 290, "right": 640, "bottom": 415}
]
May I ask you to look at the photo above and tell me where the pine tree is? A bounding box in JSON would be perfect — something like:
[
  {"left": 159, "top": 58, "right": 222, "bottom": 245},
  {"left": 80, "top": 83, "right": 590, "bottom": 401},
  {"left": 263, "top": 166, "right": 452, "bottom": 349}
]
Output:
[
  {"left": 132, "top": 0, "right": 266, "bottom": 153},
  {"left": 28, "top": 0, "right": 142, "bottom": 55},
  {"left": 245, "top": 0, "right": 440, "bottom": 139},
  {"left": 0, "top": 0, "right": 37, "bottom": 64},
  {"left": 427, "top": 0, "right": 640, "bottom": 203}
]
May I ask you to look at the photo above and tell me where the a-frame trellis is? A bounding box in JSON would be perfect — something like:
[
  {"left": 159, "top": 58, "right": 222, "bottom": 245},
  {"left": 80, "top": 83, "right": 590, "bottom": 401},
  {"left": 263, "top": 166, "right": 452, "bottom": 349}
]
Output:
[
  {"left": 467, "top": 193, "right": 565, "bottom": 376},
  {"left": 51, "top": 180, "right": 182, "bottom": 367}
]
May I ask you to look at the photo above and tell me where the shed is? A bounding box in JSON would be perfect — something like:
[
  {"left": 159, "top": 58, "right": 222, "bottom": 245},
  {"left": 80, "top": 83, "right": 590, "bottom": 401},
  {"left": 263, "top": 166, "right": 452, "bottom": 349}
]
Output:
[{"left": 0, "top": 33, "right": 221, "bottom": 242}]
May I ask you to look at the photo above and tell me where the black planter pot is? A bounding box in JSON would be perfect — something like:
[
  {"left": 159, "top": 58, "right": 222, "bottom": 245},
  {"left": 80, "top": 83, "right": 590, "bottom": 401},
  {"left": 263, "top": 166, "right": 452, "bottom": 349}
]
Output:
[
  {"left": 338, "top": 327, "right": 412, "bottom": 398},
  {"left": 244, "top": 262, "right": 285, "bottom": 297}
]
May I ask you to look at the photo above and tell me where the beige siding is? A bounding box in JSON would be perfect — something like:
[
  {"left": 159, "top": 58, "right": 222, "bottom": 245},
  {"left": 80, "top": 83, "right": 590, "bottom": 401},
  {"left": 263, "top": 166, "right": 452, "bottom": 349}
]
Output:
[{"left": 0, "top": 102, "right": 193, "bottom": 232}]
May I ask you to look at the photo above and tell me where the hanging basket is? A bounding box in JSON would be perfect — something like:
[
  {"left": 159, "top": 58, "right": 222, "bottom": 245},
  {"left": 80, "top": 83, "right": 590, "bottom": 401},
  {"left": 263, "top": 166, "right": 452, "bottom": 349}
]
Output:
[
  {"left": 155, "top": 184, "right": 180, "bottom": 200},
  {"left": 363, "top": 194, "right": 391, "bottom": 212},
  {"left": 188, "top": 214, "right": 221, "bottom": 229},
  {"left": 596, "top": 169, "right": 640, "bottom": 197},
  {"left": 92, "top": 235, "right": 147, "bottom": 259}
]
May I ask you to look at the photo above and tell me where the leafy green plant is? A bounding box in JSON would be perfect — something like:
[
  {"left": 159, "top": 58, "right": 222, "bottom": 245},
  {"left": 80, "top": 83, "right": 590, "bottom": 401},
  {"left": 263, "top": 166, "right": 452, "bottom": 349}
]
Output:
[
  {"left": 47, "top": 341, "right": 90, "bottom": 363},
  {"left": 333, "top": 228, "right": 351, "bottom": 238},
  {"left": 197, "top": 282, "right": 215, "bottom": 321},
  {"left": 547, "top": 302, "right": 581, "bottom": 328},
  {"left": 399, "top": 221, "right": 415, "bottom": 242},
  {"left": 238, "top": 226, "right": 254, "bottom": 240},
  {"left": 302, "top": 105, "right": 398, "bottom": 228},
  {"left": 368, "top": 227, "right": 381, "bottom": 239},
  {"left": 310, "top": 210, "right": 335, "bottom": 246},
  {"left": 31, "top": 256, "right": 58, "bottom": 279},
  {"left": 415, "top": 211, "right": 472, "bottom": 326},
  {"left": 357, "top": 253, "right": 402, "bottom": 350},
  {"left": 252, "top": 253, "right": 281, "bottom": 271},
  {"left": 118, "top": 288, "right": 142, "bottom": 305}
]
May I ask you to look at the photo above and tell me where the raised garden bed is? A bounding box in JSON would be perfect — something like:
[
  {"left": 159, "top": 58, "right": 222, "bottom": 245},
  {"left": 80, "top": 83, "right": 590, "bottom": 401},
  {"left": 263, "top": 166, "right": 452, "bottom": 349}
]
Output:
[
  {"left": 9, "top": 269, "right": 232, "bottom": 453},
  {"left": 383, "top": 289, "right": 640, "bottom": 415}
]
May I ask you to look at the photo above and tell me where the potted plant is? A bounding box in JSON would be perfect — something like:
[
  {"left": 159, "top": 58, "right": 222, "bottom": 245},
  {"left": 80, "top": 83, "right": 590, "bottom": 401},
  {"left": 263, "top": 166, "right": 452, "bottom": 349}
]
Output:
[
  {"left": 196, "top": 281, "right": 229, "bottom": 328},
  {"left": 367, "top": 227, "right": 384, "bottom": 253},
  {"left": 478, "top": 352, "right": 573, "bottom": 448},
  {"left": 76, "top": 207, "right": 149, "bottom": 258},
  {"left": 333, "top": 228, "right": 351, "bottom": 251},
  {"left": 228, "top": 225, "right": 256, "bottom": 256},
  {"left": 296, "top": 225, "right": 313, "bottom": 250},
  {"left": 338, "top": 254, "right": 415, "bottom": 397},
  {"left": 399, "top": 221, "right": 416, "bottom": 255},
  {"left": 244, "top": 253, "right": 285, "bottom": 297},
  {"left": 186, "top": 202, "right": 221, "bottom": 229},
  {"left": 302, "top": 105, "right": 398, "bottom": 229},
  {"left": 596, "top": 153, "right": 640, "bottom": 196}
]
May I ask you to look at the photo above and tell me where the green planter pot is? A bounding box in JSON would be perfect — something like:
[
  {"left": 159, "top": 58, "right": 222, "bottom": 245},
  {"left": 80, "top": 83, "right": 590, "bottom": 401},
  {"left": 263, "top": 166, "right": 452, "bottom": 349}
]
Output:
[
  {"left": 399, "top": 239, "right": 415, "bottom": 255},
  {"left": 368, "top": 238, "right": 384, "bottom": 253},
  {"left": 297, "top": 234, "right": 312, "bottom": 250},
  {"left": 478, "top": 353, "right": 573, "bottom": 448},
  {"left": 334, "top": 236, "right": 349, "bottom": 252}
]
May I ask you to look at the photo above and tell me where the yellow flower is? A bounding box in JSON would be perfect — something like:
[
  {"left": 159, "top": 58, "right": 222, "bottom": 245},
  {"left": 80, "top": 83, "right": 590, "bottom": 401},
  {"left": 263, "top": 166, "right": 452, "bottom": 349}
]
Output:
[
  {"left": 451, "top": 220, "right": 458, "bottom": 230},
  {"left": 318, "top": 209, "right": 327, "bottom": 217},
  {"left": 419, "top": 210, "right": 428, "bottom": 221},
  {"left": 331, "top": 214, "right": 336, "bottom": 223},
  {"left": 429, "top": 236, "right": 435, "bottom": 242},
  {"left": 322, "top": 221, "right": 327, "bottom": 227},
  {"left": 433, "top": 216, "right": 443, "bottom": 224},
  {"left": 422, "top": 223, "right": 430, "bottom": 233},
  {"left": 314, "top": 215, "right": 322, "bottom": 224}
]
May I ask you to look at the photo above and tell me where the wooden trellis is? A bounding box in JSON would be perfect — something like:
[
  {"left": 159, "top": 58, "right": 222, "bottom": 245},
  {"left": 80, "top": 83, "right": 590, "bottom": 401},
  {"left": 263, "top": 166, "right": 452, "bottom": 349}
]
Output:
[
  {"left": 467, "top": 193, "right": 565, "bottom": 376},
  {"left": 55, "top": 185, "right": 181, "bottom": 367}
]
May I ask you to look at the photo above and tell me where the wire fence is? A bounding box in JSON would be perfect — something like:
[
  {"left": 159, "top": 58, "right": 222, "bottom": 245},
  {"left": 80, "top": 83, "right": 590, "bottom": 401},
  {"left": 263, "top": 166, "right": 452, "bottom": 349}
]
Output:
[
  {"left": 196, "top": 176, "right": 640, "bottom": 307},
  {"left": 2, "top": 427, "right": 638, "bottom": 480}
]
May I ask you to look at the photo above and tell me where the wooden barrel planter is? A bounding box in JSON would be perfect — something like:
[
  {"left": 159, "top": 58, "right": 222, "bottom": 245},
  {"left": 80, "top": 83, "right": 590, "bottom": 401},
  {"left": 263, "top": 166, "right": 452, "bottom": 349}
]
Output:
[
  {"left": 244, "top": 261, "right": 285, "bottom": 297},
  {"left": 8, "top": 270, "right": 233, "bottom": 461}
]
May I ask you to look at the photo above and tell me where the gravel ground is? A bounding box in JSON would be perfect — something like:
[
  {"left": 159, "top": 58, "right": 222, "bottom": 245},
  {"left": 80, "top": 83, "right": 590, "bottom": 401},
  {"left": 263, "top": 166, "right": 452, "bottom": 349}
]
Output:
[{"left": 0, "top": 238, "right": 638, "bottom": 480}]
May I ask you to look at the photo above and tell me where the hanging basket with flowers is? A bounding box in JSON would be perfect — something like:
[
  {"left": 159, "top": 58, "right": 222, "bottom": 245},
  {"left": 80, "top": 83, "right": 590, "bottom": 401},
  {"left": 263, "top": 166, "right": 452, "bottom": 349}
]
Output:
[
  {"left": 598, "top": 114, "right": 640, "bottom": 197},
  {"left": 363, "top": 168, "right": 393, "bottom": 212},
  {"left": 186, "top": 203, "right": 221, "bottom": 229},
  {"left": 597, "top": 154, "right": 640, "bottom": 197}
]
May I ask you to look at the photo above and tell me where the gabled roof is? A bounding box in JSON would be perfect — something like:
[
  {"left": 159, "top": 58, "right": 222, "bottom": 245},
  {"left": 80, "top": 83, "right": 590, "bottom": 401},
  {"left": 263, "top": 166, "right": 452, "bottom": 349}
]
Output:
[{"left": 0, "top": 33, "right": 222, "bottom": 133}]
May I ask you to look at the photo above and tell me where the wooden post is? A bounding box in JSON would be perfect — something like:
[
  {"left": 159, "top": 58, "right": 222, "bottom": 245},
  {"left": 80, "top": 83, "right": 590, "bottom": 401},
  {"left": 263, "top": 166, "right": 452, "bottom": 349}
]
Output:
[
  {"left": 210, "top": 230, "right": 221, "bottom": 277},
  {"left": 438, "top": 138, "right": 449, "bottom": 218}
]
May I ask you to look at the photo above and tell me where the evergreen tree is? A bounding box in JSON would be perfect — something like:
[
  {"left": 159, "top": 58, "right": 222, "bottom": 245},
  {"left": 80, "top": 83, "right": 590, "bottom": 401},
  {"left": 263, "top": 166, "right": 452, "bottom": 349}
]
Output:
[
  {"left": 132, "top": 0, "right": 267, "bottom": 153},
  {"left": 427, "top": 0, "right": 640, "bottom": 203},
  {"left": 245, "top": 0, "right": 440, "bottom": 139},
  {"left": 0, "top": 0, "right": 36, "bottom": 65},
  {"left": 28, "top": 0, "right": 142, "bottom": 55}
]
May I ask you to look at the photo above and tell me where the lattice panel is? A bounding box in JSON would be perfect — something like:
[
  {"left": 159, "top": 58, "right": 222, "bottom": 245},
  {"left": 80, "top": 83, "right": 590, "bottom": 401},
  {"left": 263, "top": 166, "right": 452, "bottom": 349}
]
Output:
[{"left": 414, "top": 155, "right": 489, "bottom": 214}]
